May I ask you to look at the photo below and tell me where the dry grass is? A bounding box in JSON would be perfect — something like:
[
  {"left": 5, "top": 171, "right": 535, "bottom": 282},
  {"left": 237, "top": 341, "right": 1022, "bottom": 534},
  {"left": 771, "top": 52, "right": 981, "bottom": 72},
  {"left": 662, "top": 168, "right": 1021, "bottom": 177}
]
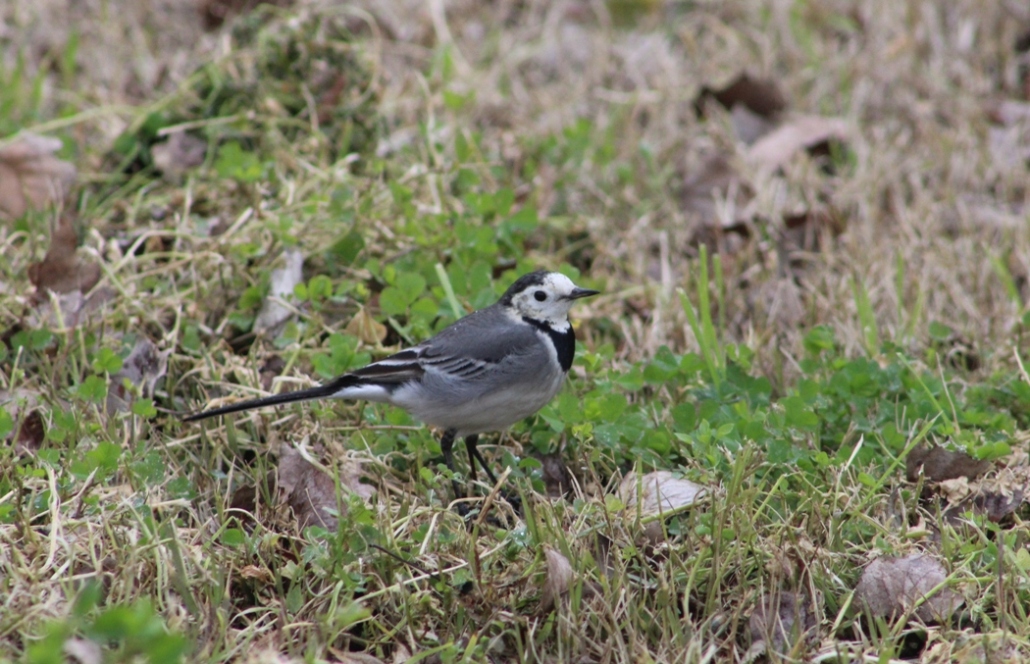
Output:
[{"left": 3, "top": 0, "right": 1030, "bottom": 662}]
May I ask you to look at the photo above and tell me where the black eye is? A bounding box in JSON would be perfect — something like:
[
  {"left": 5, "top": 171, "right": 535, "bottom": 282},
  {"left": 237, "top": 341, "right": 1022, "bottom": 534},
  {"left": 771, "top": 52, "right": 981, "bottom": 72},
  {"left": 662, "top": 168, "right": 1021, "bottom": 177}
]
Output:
[{"left": 534, "top": 290, "right": 547, "bottom": 302}]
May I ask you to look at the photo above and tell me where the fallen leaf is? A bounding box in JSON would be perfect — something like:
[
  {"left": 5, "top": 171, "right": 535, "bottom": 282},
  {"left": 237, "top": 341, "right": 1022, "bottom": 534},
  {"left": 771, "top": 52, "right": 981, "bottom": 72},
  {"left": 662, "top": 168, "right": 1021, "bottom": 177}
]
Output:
[
  {"left": 106, "top": 338, "right": 170, "bottom": 414},
  {"left": 1, "top": 389, "right": 46, "bottom": 455},
  {"left": 391, "top": 645, "right": 412, "bottom": 664},
  {"left": 730, "top": 104, "right": 779, "bottom": 145},
  {"left": 63, "top": 638, "right": 102, "bottom": 664},
  {"left": 696, "top": 72, "right": 788, "bottom": 120},
  {"left": 151, "top": 131, "right": 207, "bottom": 180},
  {"left": 344, "top": 306, "right": 387, "bottom": 345},
  {"left": 747, "top": 591, "right": 818, "bottom": 659},
  {"left": 240, "top": 648, "right": 303, "bottom": 664},
  {"left": 200, "top": 0, "right": 294, "bottom": 30},
  {"left": 335, "top": 654, "right": 386, "bottom": 664},
  {"left": 940, "top": 451, "right": 1030, "bottom": 524},
  {"left": 15, "top": 410, "right": 46, "bottom": 455},
  {"left": 278, "top": 447, "right": 340, "bottom": 530},
  {"left": 534, "top": 452, "right": 573, "bottom": 498},
  {"left": 855, "top": 553, "right": 963, "bottom": 623},
  {"left": 254, "top": 249, "right": 304, "bottom": 335},
  {"left": 906, "top": 444, "right": 992, "bottom": 483},
  {"left": 277, "top": 447, "right": 374, "bottom": 531},
  {"left": 619, "top": 470, "right": 706, "bottom": 543},
  {"left": 540, "top": 546, "right": 575, "bottom": 612},
  {"left": 239, "top": 565, "right": 274, "bottom": 584},
  {"left": 0, "top": 133, "right": 77, "bottom": 220},
  {"left": 680, "top": 154, "right": 752, "bottom": 231},
  {"left": 747, "top": 115, "right": 850, "bottom": 175},
  {"left": 619, "top": 470, "right": 706, "bottom": 516},
  {"left": 27, "top": 287, "right": 116, "bottom": 330},
  {"left": 27, "top": 215, "right": 101, "bottom": 296},
  {"left": 259, "top": 356, "right": 287, "bottom": 392}
]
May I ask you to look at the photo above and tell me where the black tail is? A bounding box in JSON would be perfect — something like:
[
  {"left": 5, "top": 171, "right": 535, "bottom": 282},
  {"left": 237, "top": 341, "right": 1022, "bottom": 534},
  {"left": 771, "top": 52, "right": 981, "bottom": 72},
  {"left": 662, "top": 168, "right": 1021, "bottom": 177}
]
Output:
[{"left": 182, "top": 375, "right": 355, "bottom": 422}]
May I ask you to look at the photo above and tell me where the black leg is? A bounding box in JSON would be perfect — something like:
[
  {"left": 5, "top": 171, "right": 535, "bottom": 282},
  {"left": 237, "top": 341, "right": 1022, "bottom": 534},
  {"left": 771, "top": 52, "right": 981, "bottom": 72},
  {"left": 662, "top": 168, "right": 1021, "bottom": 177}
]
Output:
[
  {"left": 440, "top": 428, "right": 457, "bottom": 473},
  {"left": 465, "top": 434, "right": 499, "bottom": 486},
  {"left": 439, "top": 428, "right": 466, "bottom": 500}
]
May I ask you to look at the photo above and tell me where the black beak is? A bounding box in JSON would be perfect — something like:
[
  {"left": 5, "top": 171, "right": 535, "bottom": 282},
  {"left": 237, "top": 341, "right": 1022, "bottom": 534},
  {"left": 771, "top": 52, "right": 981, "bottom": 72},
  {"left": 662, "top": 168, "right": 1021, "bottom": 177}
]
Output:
[{"left": 567, "top": 287, "right": 599, "bottom": 300}]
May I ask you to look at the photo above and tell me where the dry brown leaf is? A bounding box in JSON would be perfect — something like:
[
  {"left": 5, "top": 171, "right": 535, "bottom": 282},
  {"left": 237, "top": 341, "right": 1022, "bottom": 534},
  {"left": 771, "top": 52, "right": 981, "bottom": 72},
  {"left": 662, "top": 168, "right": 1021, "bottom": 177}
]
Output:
[
  {"left": 15, "top": 410, "right": 46, "bottom": 455},
  {"left": 747, "top": 591, "right": 818, "bottom": 659},
  {"left": 151, "top": 131, "right": 207, "bottom": 180},
  {"left": 697, "top": 72, "right": 788, "bottom": 120},
  {"left": 1, "top": 390, "right": 46, "bottom": 455},
  {"left": 239, "top": 565, "right": 274, "bottom": 584},
  {"left": 278, "top": 447, "right": 341, "bottom": 530},
  {"left": 680, "top": 154, "right": 752, "bottom": 232},
  {"left": 0, "top": 133, "right": 76, "bottom": 220},
  {"left": 106, "top": 338, "right": 170, "bottom": 414},
  {"left": 940, "top": 452, "right": 1030, "bottom": 524},
  {"left": 747, "top": 115, "right": 850, "bottom": 175},
  {"left": 855, "top": 553, "right": 963, "bottom": 623},
  {"left": 278, "top": 447, "right": 374, "bottom": 531},
  {"left": 619, "top": 470, "right": 706, "bottom": 516},
  {"left": 534, "top": 452, "right": 573, "bottom": 498},
  {"left": 345, "top": 306, "right": 388, "bottom": 345},
  {"left": 254, "top": 249, "right": 305, "bottom": 335},
  {"left": 259, "top": 356, "right": 287, "bottom": 392},
  {"left": 540, "top": 545, "right": 574, "bottom": 611},
  {"left": 27, "top": 216, "right": 101, "bottom": 295},
  {"left": 200, "top": 0, "right": 294, "bottom": 30},
  {"left": 27, "top": 287, "right": 116, "bottom": 330},
  {"left": 906, "top": 444, "right": 992, "bottom": 483}
]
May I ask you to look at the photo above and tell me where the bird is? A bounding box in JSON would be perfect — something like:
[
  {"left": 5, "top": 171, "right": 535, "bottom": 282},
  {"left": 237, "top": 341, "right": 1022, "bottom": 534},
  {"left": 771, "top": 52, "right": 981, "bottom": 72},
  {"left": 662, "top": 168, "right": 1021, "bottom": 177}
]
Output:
[{"left": 183, "top": 270, "right": 598, "bottom": 489}]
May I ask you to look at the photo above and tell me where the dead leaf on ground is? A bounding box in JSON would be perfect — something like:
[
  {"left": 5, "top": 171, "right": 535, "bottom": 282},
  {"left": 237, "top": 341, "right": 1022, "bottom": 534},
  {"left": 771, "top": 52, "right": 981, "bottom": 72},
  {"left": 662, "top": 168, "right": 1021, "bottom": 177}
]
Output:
[
  {"left": 0, "top": 133, "right": 77, "bottom": 220},
  {"left": 151, "top": 131, "right": 207, "bottom": 180},
  {"left": 680, "top": 154, "right": 753, "bottom": 231},
  {"left": 259, "top": 356, "right": 287, "bottom": 392},
  {"left": 63, "top": 638, "right": 102, "bottom": 664},
  {"left": 534, "top": 452, "right": 573, "bottom": 498},
  {"left": 239, "top": 565, "right": 274, "bottom": 584},
  {"left": 254, "top": 249, "right": 304, "bottom": 336},
  {"left": 619, "top": 470, "right": 706, "bottom": 543},
  {"left": 746, "top": 591, "right": 818, "bottom": 660},
  {"left": 1, "top": 389, "right": 46, "bottom": 455},
  {"left": 696, "top": 72, "right": 788, "bottom": 120},
  {"left": 27, "top": 215, "right": 101, "bottom": 296},
  {"left": 344, "top": 306, "right": 388, "bottom": 345},
  {"left": 906, "top": 444, "right": 992, "bottom": 483},
  {"left": 746, "top": 115, "right": 851, "bottom": 176},
  {"left": 938, "top": 451, "right": 1030, "bottom": 525},
  {"left": 855, "top": 553, "right": 963, "bottom": 623},
  {"left": 106, "top": 338, "right": 170, "bottom": 414},
  {"left": 27, "top": 288, "right": 116, "bottom": 331},
  {"left": 277, "top": 446, "right": 374, "bottom": 531},
  {"left": 199, "top": 0, "right": 294, "bottom": 30},
  {"left": 540, "top": 546, "right": 575, "bottom": 612},
  {"left": 333, "top": 653, "right": 386, "bottom": 664},
  {"left": 620, "top": 470, "right": 706, "bottom": 516}
]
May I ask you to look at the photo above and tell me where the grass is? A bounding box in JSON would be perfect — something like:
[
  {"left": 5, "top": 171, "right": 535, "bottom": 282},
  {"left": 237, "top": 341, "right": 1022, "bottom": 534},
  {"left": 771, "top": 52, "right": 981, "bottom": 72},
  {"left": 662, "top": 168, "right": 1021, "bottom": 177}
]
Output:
[{"left": 2, "top": 0, "right": 1030, "bottom": 662}]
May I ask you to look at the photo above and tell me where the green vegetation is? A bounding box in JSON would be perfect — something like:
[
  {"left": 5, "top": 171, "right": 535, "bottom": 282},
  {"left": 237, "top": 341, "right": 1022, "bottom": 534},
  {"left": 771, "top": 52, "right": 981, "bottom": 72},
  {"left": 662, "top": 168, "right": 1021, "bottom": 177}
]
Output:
[{"left": 2, "top": 1, "right": 1030, "bottom": 662}]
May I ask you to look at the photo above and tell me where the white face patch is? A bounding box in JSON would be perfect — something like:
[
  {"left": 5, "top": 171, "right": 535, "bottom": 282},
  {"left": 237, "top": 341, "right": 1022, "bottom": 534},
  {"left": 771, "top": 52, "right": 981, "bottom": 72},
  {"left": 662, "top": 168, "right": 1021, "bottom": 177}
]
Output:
[{"left": 508, "top": 273, "right": 583, "bottom": 327}]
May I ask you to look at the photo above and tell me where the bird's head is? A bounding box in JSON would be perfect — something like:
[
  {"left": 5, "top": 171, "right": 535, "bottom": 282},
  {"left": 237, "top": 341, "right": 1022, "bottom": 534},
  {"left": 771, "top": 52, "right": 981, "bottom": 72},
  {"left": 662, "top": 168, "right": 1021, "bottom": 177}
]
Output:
[{"left": 500, "top": 271, "right": 598, "bottom": 326}]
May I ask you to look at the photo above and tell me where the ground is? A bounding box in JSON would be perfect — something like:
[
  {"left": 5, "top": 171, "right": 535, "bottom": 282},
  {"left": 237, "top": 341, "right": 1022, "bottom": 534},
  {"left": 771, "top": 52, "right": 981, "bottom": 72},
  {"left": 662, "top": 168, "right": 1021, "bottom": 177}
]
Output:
[{"left": 2, "top": 0, "right": 1030, "bottom": 662}]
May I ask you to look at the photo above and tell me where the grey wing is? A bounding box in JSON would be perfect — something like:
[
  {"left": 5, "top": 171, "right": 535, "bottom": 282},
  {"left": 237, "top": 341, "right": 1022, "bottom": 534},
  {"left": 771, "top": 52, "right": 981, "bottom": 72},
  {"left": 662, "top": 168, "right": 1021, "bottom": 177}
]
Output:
[{"left": 416, "top": 305, "right": 543, "bottom": 381}]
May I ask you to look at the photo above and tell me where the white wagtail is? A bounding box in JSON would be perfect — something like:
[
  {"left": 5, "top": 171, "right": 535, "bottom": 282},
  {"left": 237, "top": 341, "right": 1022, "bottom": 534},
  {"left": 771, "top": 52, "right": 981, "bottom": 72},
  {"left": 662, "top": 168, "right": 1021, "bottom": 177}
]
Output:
[{"left": 184, "top": 270, "right": 598, "bottom": 487}]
